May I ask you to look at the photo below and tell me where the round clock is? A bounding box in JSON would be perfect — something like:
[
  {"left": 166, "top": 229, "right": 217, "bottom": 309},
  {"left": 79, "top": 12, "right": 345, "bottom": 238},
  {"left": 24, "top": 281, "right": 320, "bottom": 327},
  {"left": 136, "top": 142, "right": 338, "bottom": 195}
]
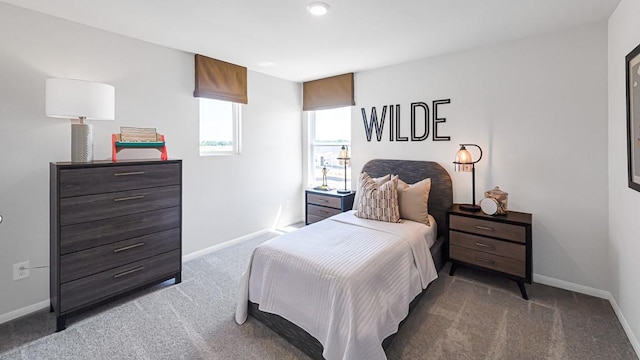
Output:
[{"left": 480, "top": 197, "right": 499, "bottom": 216}]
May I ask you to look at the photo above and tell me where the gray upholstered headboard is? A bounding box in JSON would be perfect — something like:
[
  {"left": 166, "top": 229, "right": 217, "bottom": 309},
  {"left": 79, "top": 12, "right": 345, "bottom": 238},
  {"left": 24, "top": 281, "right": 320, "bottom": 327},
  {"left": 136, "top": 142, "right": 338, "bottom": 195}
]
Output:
[{"left": 361, "top": 159, "right": 453, "bottom": 238}]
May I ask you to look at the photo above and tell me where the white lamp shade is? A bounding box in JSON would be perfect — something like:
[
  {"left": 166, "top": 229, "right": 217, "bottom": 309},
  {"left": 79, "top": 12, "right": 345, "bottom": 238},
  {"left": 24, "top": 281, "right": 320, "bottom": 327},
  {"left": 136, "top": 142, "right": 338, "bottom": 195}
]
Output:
[{"left": 46, "top": 78, "right": 115, "bottom": 120}]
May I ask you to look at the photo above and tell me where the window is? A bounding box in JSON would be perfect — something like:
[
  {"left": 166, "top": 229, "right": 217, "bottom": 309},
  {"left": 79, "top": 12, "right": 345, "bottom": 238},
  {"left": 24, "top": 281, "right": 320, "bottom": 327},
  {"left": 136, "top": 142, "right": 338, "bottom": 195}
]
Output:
[
  {"left": 309, "top": 107, "right": 351, "bottom": 189},
  {"left": 199, "top": 98, "right": 241, "bottom": 156}
]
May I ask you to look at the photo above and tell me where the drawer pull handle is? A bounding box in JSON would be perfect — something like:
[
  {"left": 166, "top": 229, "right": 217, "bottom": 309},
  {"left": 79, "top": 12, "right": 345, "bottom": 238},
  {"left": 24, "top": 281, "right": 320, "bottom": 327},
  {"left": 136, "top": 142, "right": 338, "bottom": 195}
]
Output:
[
  {"left": 113, "top": 242, "right": 145, "bottom": 253},
  {"left": 114, "top": 171, "right": 146, "bottom": 176},
  {"left": 113, "top": 266, "right": 145, "bottom": 279},
  {"left": 113, "top": 195, "right": 145, "bottom": 202},
  {"left": 319, "top": 210, "right": 329, "bottom": 214},
  {"left": 318, "top": 199, "right": 329, "bottom": 202},
  {"left": 474, "top": 242, "right": 494, "bottom": 249},
  {"left": 475, "top": 257, "right": 495, "bottom": 264},
  {"left": 475, "top": 225, "right": 495, "bottom": 232}
]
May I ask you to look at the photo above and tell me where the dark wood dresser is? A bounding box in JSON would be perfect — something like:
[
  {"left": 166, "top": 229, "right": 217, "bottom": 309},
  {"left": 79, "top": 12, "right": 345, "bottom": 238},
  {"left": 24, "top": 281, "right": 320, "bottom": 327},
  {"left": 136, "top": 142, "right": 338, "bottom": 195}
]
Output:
[
  {"left": 305, "top": 189, "right": 355, "bottom": 225},
  {"left": 447, "top": 204, "right": 532, "bottom": 299},
  {"left": 50, "top": 159, "right": 182, "bottom": 331}
]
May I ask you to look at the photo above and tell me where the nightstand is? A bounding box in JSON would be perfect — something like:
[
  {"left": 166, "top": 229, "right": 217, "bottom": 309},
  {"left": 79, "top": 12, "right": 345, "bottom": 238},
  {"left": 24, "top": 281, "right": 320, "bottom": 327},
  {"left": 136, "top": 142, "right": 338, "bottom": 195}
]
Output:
[
  {"left": 447, "top": 204, "right": 532, "bottom": 299},
  {"left": 305, "top": 189, "right": 355, "bottom": 225}
]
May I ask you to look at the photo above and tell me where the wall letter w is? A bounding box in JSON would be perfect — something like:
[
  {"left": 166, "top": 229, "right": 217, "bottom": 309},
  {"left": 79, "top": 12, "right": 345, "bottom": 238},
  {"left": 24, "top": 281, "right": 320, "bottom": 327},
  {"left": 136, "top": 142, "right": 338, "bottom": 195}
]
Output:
[{"left": 361, "top": 106, "right": 386, "bottom": 142}]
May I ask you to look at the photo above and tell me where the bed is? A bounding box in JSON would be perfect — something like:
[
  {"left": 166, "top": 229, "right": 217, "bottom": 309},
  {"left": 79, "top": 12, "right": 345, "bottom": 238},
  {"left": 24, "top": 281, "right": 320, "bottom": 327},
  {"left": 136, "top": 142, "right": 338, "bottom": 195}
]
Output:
[{"left": 236, "top": 159, "right": 453, "bottom": 360}]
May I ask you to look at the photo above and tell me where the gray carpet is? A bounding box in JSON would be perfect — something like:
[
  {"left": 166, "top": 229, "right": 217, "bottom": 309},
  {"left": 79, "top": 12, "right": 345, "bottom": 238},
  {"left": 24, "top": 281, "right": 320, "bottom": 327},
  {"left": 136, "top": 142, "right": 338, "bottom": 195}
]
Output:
[{"left": 0, "top": 230, "right": 637, "bottom": 360}]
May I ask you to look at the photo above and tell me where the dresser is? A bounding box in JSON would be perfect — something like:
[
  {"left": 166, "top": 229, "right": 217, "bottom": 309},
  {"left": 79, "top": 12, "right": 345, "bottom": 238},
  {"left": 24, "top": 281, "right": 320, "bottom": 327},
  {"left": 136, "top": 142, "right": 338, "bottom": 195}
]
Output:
[
  {"left": 305, "top": 189, "right": 355, "bottom": 225},
  {"left": 447, "top": 204, "right": 532, "bottom": 299},
  {"left": 50, "top": 159, "right": 182, "bottom": 331}
]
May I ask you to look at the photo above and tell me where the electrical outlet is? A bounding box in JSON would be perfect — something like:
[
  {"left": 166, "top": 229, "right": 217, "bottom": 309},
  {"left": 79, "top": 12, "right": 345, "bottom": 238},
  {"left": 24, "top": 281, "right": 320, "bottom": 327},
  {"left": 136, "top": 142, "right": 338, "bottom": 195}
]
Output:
[{"left": 13, "top": 261, "right": 30, "bottom": 281}]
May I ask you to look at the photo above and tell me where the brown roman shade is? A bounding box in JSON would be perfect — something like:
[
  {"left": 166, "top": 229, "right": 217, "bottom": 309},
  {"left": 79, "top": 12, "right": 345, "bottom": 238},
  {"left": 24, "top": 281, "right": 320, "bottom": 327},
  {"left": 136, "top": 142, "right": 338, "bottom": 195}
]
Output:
[
  {"left": 194, "top": 54, "right": 248, "bottom": 104},
  {"left": 303, "top": 73, "right": 355, "bottom": 111}
]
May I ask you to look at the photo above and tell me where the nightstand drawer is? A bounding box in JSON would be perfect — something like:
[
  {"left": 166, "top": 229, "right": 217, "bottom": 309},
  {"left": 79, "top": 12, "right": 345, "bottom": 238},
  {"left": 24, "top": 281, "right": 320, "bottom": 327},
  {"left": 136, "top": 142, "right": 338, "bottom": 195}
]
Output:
[
  {"left": 450, "top": 231, "right": 525, "bottom": 262},
  {"left": 450, "top": 245, "right": 525, "bottom": 277},
  {"left": 449, "top": 215, "right": 526, "bottom": 243},
  {"left": 307, "top": 204, "right": 341, "bottom": 219},
  {"left": 307, "top": 193, "right": 341, "bottom": 209},
  {"left": 307, "top": 214, "right": 327, "bottom": 224}
]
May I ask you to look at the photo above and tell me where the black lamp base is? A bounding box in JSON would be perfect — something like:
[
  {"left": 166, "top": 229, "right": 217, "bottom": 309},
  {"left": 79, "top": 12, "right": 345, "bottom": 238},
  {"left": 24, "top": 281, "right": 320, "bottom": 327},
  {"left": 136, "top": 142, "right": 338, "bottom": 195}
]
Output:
[
  {"left": 337, "top": 189, "right": 351, "bottom": 194},
  {"left": 459, "top": 204, "right": 481, "bottom": 212}
]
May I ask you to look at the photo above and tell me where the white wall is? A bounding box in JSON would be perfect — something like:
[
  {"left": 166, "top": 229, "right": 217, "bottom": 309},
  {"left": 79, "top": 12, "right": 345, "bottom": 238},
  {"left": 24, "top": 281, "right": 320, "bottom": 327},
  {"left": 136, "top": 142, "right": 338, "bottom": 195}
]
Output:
[
  {"left": 352, "top": 23, "right": 609, "bottom": 290},
  {"left": 608, "top": 0, "right": 640, "bottom": 351},
  {"left": 0, "top": 3, "right": 302, "bottom": 319}
]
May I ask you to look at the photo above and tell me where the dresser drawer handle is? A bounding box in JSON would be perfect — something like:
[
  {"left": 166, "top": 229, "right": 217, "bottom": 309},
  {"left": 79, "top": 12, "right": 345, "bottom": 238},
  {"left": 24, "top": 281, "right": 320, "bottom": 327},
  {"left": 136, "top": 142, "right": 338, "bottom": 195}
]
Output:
[
  {"left": 474, "top": 242, "right": 494, "bottom": 249},
  {"left": 317, "top": 198, "right": 329, "bottom": 203},
  {"left": 319, "top": 210, "right": 329, "bottom": 214},
  {"left": 475, "top": 257, "right": 495, "bottom": 264},
  {"left": 113, "top": 195, "right": 145, "bottom": 202},
  {"left": 475, "top": 225, "right": 495, "bottom": 232},
  {"left": 113, "top": 266, "right": 145, "bottom": 279},
  {"left": 114, "top": 171, "right": 146, "bottom": 176},
  {"left": 113, "top": 242, "right": 145, "bottom": 253}
]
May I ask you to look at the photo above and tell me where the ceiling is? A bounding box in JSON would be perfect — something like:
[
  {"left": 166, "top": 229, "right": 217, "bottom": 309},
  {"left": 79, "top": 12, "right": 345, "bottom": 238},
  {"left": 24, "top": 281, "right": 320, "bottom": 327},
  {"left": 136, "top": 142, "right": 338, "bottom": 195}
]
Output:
[{"left": 1, "top": 0, "right": 621, "bottom": 82}]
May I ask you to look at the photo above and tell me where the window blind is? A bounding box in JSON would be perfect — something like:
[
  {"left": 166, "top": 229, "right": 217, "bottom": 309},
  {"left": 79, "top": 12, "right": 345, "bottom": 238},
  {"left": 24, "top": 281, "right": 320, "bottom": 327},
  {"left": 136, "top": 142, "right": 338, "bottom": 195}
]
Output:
[
  {"left": 194, "top": 54, "right": 248, "bottom": 104},
  {"left": 303, "top": 73, "right": 355, "bottom": 111}
]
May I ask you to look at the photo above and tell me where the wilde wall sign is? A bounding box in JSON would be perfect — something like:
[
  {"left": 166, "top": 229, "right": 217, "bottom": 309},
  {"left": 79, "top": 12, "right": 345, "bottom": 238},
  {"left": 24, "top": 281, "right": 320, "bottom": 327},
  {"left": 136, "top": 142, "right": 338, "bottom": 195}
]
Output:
[{"left": 361, "top": 99, "right": 451, "bottom": 142}]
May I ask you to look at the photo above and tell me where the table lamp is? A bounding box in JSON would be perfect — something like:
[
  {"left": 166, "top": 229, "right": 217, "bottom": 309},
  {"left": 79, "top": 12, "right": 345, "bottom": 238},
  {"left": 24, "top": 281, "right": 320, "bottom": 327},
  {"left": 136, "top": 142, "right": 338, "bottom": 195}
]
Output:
[
  {"left": 46, "top": 79, "right": 115, "bottom": 162},
  {"left": 453, "top": 144, "right": 483, "bottom": 211},
  {"left": 336, "top": 145, "right": 351, "bottom": 194}
]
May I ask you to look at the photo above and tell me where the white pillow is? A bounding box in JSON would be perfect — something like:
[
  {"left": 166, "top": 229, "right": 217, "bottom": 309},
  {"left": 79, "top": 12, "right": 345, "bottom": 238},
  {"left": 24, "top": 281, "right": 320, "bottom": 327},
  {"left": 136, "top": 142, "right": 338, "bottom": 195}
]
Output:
[
  {"left": 396, "top": 178, "right": 431, "bottom": 226},
  {"left": 352, "top": 173, "right": 391, "bottom": 210}
]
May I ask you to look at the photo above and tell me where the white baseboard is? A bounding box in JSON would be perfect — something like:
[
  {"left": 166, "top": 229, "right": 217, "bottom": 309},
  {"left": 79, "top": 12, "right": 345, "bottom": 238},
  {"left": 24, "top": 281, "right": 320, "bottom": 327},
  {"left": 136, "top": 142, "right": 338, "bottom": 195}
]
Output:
[
  {"left": 533, "top": 273, "right": 610, "bottom": 299},
  {"left": 534, "top": 273, "right": 639, "bottom": 357},
  {"left": 607, "top": 293, "right": 640, "bottom": 356},
  {"left": 0, "top": 299, "right": 49, "bottom": 325},
  {"left": 182, "top": 228, "right": 272, "bottom": 262},
  {"left": 181, "top": 218, "right": 305, "bottom": 263}
]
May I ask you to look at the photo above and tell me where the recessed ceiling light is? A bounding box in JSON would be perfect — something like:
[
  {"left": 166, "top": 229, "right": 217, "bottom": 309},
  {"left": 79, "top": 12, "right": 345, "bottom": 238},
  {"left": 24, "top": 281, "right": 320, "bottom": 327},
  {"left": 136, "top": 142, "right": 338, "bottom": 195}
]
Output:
[{"left": 307, "top": 2, "right": 330, "bottom": 16}]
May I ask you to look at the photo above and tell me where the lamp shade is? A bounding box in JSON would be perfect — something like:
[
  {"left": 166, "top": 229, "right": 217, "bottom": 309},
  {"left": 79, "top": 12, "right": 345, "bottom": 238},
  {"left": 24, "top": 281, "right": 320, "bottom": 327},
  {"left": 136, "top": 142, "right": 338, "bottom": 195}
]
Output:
[
  {"left": 452, "top": 143, "right": 483, "bottom": 212},
  {"left": 46, "top": 79, "right": 115, "bottom": 120},
  {"left": 454, "top": 146, "right": 473, "bottom": 172}
]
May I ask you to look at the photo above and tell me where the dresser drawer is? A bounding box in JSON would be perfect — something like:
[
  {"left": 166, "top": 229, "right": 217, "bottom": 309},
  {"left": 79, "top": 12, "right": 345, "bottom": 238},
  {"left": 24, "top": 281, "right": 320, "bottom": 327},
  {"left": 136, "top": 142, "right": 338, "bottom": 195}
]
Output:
[
  {"left": 60, "top": 228, "right": 181, "bottom": 283},
  {"left": 59, "top": 185, "right": 180, "bottom": 226},
  {"left": 59, "top": 163, "right": 181, "bottom": 198},
  {"left": 449, "top": 231, "right": 525, "bottom": 262},
  {"left": 450, "top": 245, "right": 525, "bottom": 278},
  {"left": 60, "top": 249, "right": 181, "bottom": 313},
  {"left": 449, "top": 215, "right": 526, "bottom": 243},
  {"left": 307, "top": 193, "right": 341, "bottom": 209},
  {"left": 60, "top": 207, "right": 180, "bottom": 254},
  {"left": 307, "top": 204, "right": 341, "bottom": 219}
]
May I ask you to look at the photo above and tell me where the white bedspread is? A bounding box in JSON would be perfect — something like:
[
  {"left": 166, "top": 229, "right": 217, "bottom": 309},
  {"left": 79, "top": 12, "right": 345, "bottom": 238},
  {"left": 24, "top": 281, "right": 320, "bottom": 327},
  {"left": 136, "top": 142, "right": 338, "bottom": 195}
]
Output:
[{"left": 235, "top": 211, "right": 438, "bottom": 360}]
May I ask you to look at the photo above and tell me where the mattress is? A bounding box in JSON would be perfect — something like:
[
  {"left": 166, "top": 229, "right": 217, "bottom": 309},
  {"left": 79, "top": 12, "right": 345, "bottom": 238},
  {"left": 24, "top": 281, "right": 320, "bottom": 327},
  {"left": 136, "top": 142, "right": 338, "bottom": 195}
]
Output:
[{"left": 236, "top": 211, "right": 438, "bottom": 360}]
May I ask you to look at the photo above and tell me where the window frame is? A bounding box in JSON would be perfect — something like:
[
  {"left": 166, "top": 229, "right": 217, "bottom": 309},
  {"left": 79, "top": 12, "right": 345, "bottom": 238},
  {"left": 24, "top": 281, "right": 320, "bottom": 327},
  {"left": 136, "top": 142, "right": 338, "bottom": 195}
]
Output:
[{"left": 307, "top": 108, "right": 352, "bottom": 189}]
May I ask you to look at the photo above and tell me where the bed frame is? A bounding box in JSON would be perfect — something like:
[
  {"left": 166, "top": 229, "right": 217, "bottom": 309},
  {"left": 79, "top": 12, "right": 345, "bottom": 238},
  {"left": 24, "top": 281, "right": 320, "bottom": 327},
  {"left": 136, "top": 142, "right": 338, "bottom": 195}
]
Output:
[{"left": 248, "top": 159, "right": 453, "bottom": 359}]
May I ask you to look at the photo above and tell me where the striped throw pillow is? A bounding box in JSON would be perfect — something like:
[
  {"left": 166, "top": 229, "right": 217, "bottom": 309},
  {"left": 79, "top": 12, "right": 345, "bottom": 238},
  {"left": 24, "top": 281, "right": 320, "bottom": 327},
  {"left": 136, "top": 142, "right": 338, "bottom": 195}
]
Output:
[{"left": 355, "top": 172, "right": 400, "bottom": 223}]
